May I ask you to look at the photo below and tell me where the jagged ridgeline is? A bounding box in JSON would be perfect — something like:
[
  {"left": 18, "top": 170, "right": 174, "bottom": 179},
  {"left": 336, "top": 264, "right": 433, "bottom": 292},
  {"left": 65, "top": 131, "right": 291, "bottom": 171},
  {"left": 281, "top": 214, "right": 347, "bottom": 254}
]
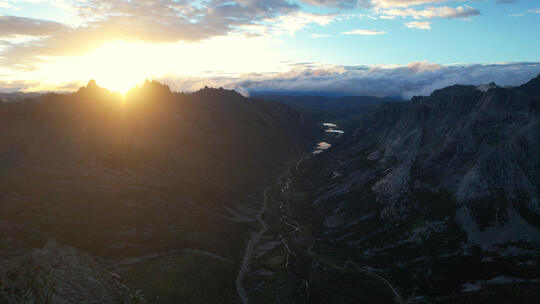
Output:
[
  {"left": 0, "top": 80, "right": 313, "bottom": 301},
  {"left": 2, "top": 75, "right": 540, "bottom": 303},
  {"left": 0, "top": 80, "right": 311, "bottom": 256},
  {"left": 288, "top": 74, "right": 540, "bottom": 302}
]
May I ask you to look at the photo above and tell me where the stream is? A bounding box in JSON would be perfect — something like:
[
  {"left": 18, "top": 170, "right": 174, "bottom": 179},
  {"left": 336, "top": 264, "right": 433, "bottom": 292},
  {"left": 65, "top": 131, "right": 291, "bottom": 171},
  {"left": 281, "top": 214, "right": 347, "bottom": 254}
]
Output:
[
  {"left": 235, "top": 161, "right": 298, "bottom": 304},
  {"left": 236, "top": 122, "right": 402, "bottom": 304}
]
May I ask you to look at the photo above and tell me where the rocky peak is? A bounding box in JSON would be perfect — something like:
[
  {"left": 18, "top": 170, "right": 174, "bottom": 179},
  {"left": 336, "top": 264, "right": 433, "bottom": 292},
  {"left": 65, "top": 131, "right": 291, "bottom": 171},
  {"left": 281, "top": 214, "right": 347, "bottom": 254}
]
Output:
[
  {"left": 140, "top": 79, "right": 171, "bottom": 94},
  {"left": 87, "top": 79, "right": 98, "bottom": 89},
  {"left": 193, "top": 86, "right": 245, "bottom": 100},
  {"left": 321, "top": 74, "right": 540, "bottom": 239},
  {"left": 519, "top": 73, "right": 540, "bottom": 94},
  {"left": 476, "top": 82, "right": 498, "bottom": 92},
  {"left": 75, "top": 79, "right": 115, "bottom": 98}
]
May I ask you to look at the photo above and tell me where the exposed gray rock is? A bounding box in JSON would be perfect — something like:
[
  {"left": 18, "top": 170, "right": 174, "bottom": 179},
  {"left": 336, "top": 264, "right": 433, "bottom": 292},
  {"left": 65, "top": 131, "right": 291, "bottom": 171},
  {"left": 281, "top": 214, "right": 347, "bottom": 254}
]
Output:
[
  {"left": 0, "top": 239, "right": 142, "bottom": 304},
  {"left": 343, "top": 74, "right": 540, "bottom": 237}
]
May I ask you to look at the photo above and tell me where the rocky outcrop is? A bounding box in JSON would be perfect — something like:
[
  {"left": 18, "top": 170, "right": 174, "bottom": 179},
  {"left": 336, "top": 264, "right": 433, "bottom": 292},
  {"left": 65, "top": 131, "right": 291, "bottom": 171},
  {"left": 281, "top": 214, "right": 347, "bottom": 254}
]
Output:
[
  {"left": 347, "top": 74, "right": 540, "bottom": 233},
  {"left": 290, "top": 75, "right": 540, "bottom": 301},
  {"left": 0, "top": 239, "right": 143, "bottom": 303}
]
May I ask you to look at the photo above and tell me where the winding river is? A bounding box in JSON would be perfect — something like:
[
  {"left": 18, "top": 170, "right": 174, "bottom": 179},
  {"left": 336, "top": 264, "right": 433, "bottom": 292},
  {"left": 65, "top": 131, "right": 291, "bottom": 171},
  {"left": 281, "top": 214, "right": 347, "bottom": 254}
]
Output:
[
  {"left": 236, "top": 122, "right": 403, "bottom": 304},
  {"left": 235, "top": 161, "right": 298, "bottom": 304}
]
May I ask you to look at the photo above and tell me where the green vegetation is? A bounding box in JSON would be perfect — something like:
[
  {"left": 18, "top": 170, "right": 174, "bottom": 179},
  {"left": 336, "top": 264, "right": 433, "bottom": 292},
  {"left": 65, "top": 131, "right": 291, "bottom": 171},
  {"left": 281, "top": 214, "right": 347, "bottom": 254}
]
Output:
[{"left": 122, "top": 253, "right": 238, "bottom": 304}]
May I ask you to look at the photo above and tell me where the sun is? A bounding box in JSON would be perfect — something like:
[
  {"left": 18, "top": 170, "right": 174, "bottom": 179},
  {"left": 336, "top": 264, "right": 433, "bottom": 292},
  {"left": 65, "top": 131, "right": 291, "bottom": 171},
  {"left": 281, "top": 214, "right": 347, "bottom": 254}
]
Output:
[
  {"left": 30, "top": 41, "right": 159, "bottom": 94},
  {"left": 23, "top": 36, "right": 289, "bottom": 93},
  {"left": 83, "top": 41, "right": 152, "bottom": 94},
  {"left": 96, "top": 74, "right": 141, "bottom": 95}
]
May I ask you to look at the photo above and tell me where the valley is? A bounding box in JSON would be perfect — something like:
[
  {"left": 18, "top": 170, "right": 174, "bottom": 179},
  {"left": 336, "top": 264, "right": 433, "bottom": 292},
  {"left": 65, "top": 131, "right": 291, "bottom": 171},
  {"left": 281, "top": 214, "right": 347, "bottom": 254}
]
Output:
[
  {"left": 1, "top": 1, "right": 539, "bottom": 303},
  {"left": 240, "top": 125, "right": 401, "bottom": 304},
  {"left": 1, "top": 75, "right": 540, "bottom": 303}
]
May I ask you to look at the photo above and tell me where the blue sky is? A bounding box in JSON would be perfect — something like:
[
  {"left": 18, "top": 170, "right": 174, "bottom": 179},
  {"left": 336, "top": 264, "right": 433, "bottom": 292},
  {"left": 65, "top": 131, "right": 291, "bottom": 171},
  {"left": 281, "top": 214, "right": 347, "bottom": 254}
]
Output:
[
  {"left": 0, "top": 0, "right": 539, "bottom": 96},
  {"left": 275, "top": 1, "right": 540, "bottom": 65}
]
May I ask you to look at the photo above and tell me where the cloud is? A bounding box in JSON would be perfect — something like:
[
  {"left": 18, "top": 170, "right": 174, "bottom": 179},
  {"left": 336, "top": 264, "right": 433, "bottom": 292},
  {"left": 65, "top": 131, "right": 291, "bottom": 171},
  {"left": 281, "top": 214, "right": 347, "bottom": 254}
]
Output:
[
  {"left": 407, "top": 60, "right": 441, "bottom": 72},
  {"left": 341, "top": 29, "right": 386, "bottom": 35},
  {"left": 0, "top": 1, "right": 16, "bottom": 9},
  {"left": 381, "top": 5, "right": 480, "bottom": 19},
  {"left": 371, "top": 0, "right": 447, "bottom": 8},
  {"left": 3, "top": 61, "right": 540, "bottom": 100},
  {"left": 299, "top": 0, "right": 369, "bottom": 9},
  {"left": 269, "top": 12, "right": 339, "bottom": 36},
  {"left": 153, "top": 62, "right": 540, "bottom": 100},
  {"left": 0, "top": 0, "right": 302, "bottom": 69},
  {"left": 404, "top": 21, "right": 431, "bottom": 29},
  {"left": 310, "top": 33, "right": 330, "bottom": 38},
  {"left": 0, "top": 15, "right": 68, "bottom": 37},
  {"left": 298, "top": 0, "right": 468, "bottom": 9}
]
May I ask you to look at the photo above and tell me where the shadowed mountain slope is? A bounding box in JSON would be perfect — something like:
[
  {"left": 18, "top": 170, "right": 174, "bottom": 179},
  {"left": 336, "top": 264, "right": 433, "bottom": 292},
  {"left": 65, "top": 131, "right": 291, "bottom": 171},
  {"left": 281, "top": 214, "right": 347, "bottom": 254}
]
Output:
[
  {"left": 0, "top": 80, "right": 311, "bottom": 261},
  {"left": 254, "top": 94, "right": 403, "bottom": 124},
  {"left": 282, "top": 74, "right": 540, "bottom": 302}
]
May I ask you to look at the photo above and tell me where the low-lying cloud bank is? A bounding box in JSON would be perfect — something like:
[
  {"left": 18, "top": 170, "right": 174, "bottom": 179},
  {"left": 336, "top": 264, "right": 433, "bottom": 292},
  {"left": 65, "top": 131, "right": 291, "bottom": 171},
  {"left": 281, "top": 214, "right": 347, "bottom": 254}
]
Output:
[
  {"left": 2, "top": 62, "right": 539, "bottom": 100},
  {"left": 158, "top": 62, "right": 540, "bottom": 100}
]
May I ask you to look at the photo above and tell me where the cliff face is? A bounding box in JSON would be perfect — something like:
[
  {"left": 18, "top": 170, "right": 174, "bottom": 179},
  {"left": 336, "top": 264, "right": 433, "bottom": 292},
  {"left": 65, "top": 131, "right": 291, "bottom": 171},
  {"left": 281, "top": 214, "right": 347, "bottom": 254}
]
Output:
[
  {"left": 336, "top": 74, "right": 540, "bottom": 234},
  {"left": 290, "top": 75, "right": 540, "bottom": 301}
]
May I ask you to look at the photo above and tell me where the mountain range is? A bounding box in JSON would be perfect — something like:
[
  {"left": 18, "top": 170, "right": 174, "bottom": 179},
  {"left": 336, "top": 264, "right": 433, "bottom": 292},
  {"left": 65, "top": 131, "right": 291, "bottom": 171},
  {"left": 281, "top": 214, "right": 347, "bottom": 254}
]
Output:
[
  {"left": 0, "top": 80, "right": 310, "bottom": 302},
  {"left": 1, "top": 75, "right": 540, "bottom": 303},
  {"left": 273, "top": 74, "right": 540, "bottom": 302},
  {"left": 255, "top": 94, "right": 403, "bottom": 125}
]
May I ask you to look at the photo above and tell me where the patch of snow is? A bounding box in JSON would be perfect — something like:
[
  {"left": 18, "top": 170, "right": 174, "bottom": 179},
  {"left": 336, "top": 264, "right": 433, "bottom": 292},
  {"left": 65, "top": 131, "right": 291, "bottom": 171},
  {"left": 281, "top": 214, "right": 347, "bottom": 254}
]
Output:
[
  {"left": 316, "top": 142, "right": 332, "bottom": 150},
  {"left": 325, "top": 129, "right": 345, "bottom": 134}
]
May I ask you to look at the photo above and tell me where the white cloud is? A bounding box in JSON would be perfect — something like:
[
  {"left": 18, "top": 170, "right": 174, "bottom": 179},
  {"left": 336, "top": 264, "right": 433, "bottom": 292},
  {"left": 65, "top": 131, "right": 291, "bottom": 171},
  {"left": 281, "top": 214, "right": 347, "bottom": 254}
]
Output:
[
  {"left": 341, "top": 29, "right": 386, "bottom": 35},
  {"left": 270, "top": 12, "right": 339, "bottom": 36},
  {"left": 300, "top": 0, "right": 367, "bottom": 8},
  {"left": 310, "top": 33, "right": 330, "bottom": 38},
  {"left": 407, "top": 60, "right": 441, "bottom": 72},
  {"left": 215, "top": 62, "right": 540, "bottom": 99},
  {"left": 0, "top": 1, "right": 15, "bottom": 9},
  {"left": 372, "top": 0, "right": 447, "bottom": 8},
  {"left": 0, "top": 0, "right": 303, "bottom": 69},
  {"left": 381, "top": 6, "right": 480, "bottom": 19},
  {"left": 3, "top": 62, "right": 540, "bottom": 101},
  {"left": 404, "top": 21, "right": 431, "bottom": 29}
]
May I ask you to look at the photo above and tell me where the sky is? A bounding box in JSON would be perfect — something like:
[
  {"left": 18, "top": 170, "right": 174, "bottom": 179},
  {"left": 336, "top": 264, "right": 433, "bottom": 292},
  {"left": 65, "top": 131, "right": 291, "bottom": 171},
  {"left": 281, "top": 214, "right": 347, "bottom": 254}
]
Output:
[{"left": 0, "top": 0, "right": 539, "bottom": 98}]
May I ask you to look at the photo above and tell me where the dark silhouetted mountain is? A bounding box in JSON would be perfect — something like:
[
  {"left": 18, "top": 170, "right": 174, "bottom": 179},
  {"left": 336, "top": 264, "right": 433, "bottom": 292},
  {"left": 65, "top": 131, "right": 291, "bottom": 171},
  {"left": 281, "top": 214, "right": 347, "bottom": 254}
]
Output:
[
  {"left": 254, "top": 94, "right": 403, "bottom": 124},
  {"left": 0, "top": 91, "right": 42, "bottom": 103},
  {"left": 255, "top": 94, "right": 402, "bottom": 110},
  {"left": 0, "top": 80, "right": 312, "bottom": 302}
]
